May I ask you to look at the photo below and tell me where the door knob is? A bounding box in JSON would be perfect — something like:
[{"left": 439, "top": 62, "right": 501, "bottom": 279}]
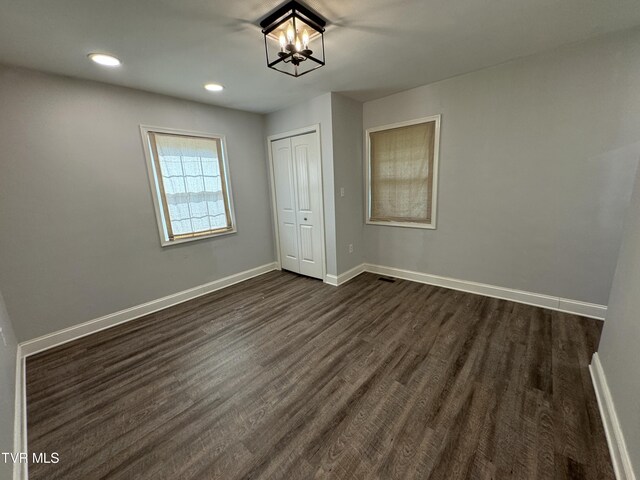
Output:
[{"left": 304, "top": 217, "right": 308, "bottom": 221}]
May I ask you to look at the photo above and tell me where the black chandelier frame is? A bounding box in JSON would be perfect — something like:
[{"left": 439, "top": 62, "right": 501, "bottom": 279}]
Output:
[{"left": 259, "top": 0, "right": 327, "bottom": 77}]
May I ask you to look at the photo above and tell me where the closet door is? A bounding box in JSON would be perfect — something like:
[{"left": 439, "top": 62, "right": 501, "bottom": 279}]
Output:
[
  {"left": 291, "top": 133, "right": 323, "bottom": 279},
  {"left": 271, "top": 137, "right": 300, "bottom": 273},
  {"left": 271, "top": 132, "right": 324, "bottom": 280}
]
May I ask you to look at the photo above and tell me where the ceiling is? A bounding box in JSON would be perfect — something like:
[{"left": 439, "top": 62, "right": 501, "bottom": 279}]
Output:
[{"left": 1, "top": 0, "right": 640, "bottom": 113}]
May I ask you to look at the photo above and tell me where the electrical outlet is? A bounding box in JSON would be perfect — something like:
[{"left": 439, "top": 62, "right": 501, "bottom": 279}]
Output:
[
  {"left": 0, "top": 327, "right": 6, "bottom": 347},
  {"left": 348, "top": 244, "right": 353, "bottom": 253},
  {"left": 340, "top": 187, "right": 345, "bottom": 197}
]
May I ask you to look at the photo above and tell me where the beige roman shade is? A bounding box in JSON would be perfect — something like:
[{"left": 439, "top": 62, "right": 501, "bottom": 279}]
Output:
[{"left": 369, "top": 121, "right": 436, "bottom": 224}]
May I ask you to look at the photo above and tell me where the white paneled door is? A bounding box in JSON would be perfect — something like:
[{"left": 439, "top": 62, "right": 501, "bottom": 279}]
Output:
[{"left": 271, "top": 132, "right": 324, "bottom": 280}]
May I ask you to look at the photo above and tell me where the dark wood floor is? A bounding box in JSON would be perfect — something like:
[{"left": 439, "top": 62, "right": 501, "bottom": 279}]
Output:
[{"left": 26, "top": 271, "right": 613, "bottom": 480}]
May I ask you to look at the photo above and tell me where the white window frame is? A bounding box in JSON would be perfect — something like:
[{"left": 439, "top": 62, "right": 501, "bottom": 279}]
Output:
[
  {"left": 140, "top": 125, "right": 237, "bottom": 247},
  {"left": 365, "top": 114, "right": 441, "bottom": 230}
]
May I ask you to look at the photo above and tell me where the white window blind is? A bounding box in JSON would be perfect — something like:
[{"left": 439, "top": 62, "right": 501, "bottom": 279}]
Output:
[{"left": 146, "top": 131, "right": 235, "bottom": 243}]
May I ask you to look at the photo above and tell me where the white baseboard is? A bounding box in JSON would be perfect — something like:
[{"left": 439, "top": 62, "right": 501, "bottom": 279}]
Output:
[
  {"left": 18, "top": 261, "right": 607, "bottom": 359},
  {"left": 362, "top": 263, "right": 607, "bottom": 320},
  {"left": 13, "top": 345, "right": 26, "bottom": 480},
  {"left": 325, "top": 264, "right": 366, "bottom": 287},
  {"left": 323, "top": 275, "right": 338, "bottom": 286},
  {"left": 19, "top": 262, "right": 279, "bottom": 358},
  {"left": 590, "top": 353, "right": 637, "bottom": 480},
  {"left": 556, "top": 298, "right": 607, "bottom": 318}
]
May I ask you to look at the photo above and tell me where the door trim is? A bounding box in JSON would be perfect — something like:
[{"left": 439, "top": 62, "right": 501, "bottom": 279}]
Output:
[{"left": 267, "top": 124, "right": 327, "bottom": 282}]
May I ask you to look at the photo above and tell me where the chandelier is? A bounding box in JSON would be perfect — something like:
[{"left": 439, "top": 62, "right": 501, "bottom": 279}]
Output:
[{"left": 260, "top": 0, "right": 327, "bottom": 77}]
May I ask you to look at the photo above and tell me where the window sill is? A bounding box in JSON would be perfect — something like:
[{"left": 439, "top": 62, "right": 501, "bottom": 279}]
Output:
[
  {"left": 365, "top": 219, "right": 436, "bottom": 230},
  {"left": 159, "top": 227, "right": 237, "bottom": 247}
]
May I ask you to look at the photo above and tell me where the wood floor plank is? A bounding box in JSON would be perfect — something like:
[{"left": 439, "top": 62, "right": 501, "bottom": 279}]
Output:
[{"left": 26, "top": 271, "right": 615, "bottom": 479}]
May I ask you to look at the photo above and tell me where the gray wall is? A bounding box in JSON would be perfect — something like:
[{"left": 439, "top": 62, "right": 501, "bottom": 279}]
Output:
[
  {"left": 0, "top": 66, "right": 275, "bottom": 342},
  {"left": 362, "top": 28, "right": 640, "bottom": 305},
  {"left": 265, "top": 93, "right": 338, "bottom": 276},
  {"left": 0, "top": 289, "right": 17, "bottom": 479},
  {"left": 597, "top": 163, "right": 640, "bottom": 475},
  {"left": 331, "top": 93, "right": 364, "bottom": 274}
]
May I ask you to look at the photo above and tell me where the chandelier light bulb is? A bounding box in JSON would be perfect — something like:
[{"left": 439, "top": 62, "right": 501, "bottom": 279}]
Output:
[
  {"left": 302, "top": 29, "right": 309, "bottom": 49},
  {"left": 286, "top": 23, "right": 295, "bottom": 43},
  {"left": 279, "top": 31, "right": 286, "bottom": 50},
  {"left": 295, "top": 37, "right": 301, "bottom": 52}
]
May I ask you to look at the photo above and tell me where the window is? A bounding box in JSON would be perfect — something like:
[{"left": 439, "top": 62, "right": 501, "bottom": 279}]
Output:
[
  {"left": 366, "top": 115, "right": 440, "bottom": 229},
  {"left": 141, "top": 126, "right": 236, "bottom": 246}
]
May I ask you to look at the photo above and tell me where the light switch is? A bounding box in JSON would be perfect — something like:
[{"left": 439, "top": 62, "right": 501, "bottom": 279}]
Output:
[{"left": 340, "top": 187, "right": 345, "bottom": 197}]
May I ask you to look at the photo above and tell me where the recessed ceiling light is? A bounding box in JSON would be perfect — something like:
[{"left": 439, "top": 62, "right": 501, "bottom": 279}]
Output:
[
  {"left": 204, "top": 83, "right": 224, "bottom": 92},
  {"left": 88, "top": 53, "right": 121, "bottom": 67}
]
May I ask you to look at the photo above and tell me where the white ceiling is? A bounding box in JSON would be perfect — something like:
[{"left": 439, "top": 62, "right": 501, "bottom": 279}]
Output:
[{"left": 1, "top": 0, "right": 640, "bottom": 113}]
